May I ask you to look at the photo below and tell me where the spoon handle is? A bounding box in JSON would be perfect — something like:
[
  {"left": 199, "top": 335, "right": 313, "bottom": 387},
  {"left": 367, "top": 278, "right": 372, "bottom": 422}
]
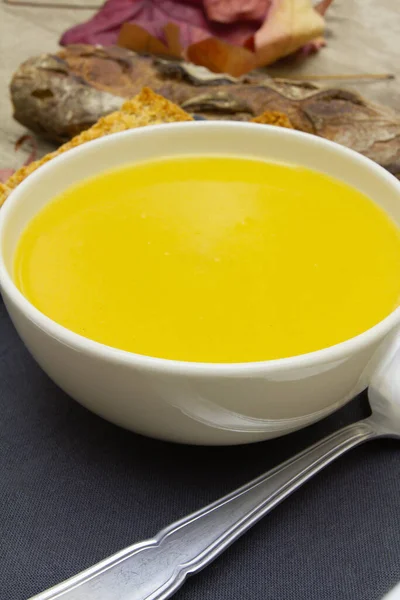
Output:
[{"left": 30, "top": 421, "right": 376, "bottom": 600}]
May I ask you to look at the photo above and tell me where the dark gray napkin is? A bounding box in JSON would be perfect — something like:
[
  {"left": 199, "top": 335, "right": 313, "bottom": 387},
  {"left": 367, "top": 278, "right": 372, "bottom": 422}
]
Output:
[{"left": 1, "top": 295, "right": 400, "bottom": 600}]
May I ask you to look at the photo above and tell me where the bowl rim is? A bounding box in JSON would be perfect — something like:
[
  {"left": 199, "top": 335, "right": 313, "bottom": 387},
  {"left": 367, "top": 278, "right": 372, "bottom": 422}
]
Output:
[{"left": 1, "top": 120, "right": 400, "bottom": 376}]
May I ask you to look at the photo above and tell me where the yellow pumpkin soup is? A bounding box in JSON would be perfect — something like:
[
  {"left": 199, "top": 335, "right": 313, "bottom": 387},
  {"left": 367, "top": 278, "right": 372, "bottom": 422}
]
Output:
[{"left": 14, "top": 156, "right": 400, "bottom": 362}]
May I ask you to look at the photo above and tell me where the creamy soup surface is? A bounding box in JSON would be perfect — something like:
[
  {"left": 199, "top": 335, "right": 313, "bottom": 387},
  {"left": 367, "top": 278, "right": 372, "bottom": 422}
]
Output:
[{"left": 14, "top": 156, "right": 400, "bottom": 362}]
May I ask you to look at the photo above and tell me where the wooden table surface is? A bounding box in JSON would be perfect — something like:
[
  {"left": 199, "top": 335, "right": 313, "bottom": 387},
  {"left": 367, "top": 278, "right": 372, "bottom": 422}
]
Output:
[{"left": 0, "top": 0, "right": 398, "bottom": 172}]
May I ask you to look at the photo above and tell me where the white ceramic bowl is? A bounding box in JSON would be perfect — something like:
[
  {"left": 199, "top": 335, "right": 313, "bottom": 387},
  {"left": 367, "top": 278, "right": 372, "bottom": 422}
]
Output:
[{"left": 1, "top": 122, "right": 400, "bottom": 445}]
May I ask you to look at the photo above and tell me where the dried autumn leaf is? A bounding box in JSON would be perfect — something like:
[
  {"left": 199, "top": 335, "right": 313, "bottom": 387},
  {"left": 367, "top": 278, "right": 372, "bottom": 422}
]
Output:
[
  {"left": 204, "top": 0, "right": 270, "bottom": 23},
  {"left": 187, "top": 37, "right": 256, "bottom": 77},
  {"left": 118, "top": 23, "right": 182, "bottom": 58},
  {"left": 61, "top": 0, "right": 332, "bottom": 75},
  {"left": 291, "top": 0, "right": 334, "bottom": 59},
  {"left": 164, "top": 22, "right": 183, "bottom": 56},
  {"left": 0, "top": 135, "right": 37, "bottom": 183},
  {"left": 0, "top": 169, "right": 14, "bottom": 183},
  {"left": 61, "top": 0, "right": 256, "bottom": 48},
  {"left": 314, "top": 0, "right": 335, "bottom": 15},
  {"left": 250, "top": 0, "right": 325, "bottom": 67}
]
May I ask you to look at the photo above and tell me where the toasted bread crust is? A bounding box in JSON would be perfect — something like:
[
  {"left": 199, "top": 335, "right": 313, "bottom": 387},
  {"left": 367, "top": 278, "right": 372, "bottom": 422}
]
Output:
[
  {"left": 1, "top": 91, "right": 296, "bottom": 208},
  {"left": 0, "top": 88, "right": 192, "bottom": 207}
]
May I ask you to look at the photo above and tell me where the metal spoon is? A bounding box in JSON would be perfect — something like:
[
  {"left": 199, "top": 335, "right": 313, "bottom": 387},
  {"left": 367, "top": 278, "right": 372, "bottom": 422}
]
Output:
[{"left": 30, "top": 333, "right": 400, "bottom": 600}]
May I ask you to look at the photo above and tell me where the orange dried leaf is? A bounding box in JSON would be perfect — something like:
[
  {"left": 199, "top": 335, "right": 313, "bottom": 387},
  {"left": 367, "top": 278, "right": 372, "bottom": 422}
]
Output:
[
  {"left": 187, "top": 37, "right": 256, "bottom": 77},
  {"left": 118, "top": 23, "right": 180, "bottom": 59},
  {"left": 163, "top": 22, "right": 183, "bottom": 57}
]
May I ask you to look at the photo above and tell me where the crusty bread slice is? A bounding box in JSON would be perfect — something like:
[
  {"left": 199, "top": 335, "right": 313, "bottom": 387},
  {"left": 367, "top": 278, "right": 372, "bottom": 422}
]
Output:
[{"left": 0, "top": 88, "right": 192, "bottom": 207}]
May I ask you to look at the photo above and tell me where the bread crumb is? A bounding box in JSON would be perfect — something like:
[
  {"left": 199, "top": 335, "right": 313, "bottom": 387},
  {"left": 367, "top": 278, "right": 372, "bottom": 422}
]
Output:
[{"left": 251, "top": 110, "right": 293, "bottom": 128}]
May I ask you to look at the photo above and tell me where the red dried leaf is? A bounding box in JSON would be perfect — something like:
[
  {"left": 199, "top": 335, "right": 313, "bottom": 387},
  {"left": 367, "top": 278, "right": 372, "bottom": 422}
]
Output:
[
  {"left": 314, "top": 0, "right": 335, "bottom": 16},
  {"left": 297, "top": 35, "right": 326, "bottom": 57},
  {"left": 0, "top": 169, "right": 15, "bottom": 183},
  {"left": 204, "top": 0, "right": 270, "bottom": 24},
  {"left": 62, "top": 0, "right": 267, "bottom": 48},
  {"left": 15, "top": 134, "right": 38, "bottom": 166},
  {"left": 0, "top": 135, "right": 38, "bottom": 184}
]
